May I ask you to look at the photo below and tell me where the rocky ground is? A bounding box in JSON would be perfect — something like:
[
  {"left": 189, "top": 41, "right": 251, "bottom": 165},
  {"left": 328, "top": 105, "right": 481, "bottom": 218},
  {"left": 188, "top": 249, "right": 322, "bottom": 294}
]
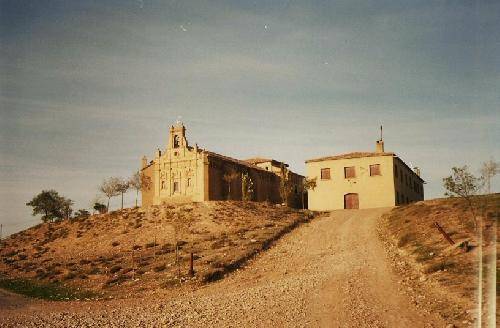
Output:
[
  {"left": 0, "top": 201, "right": 310, "bottom": 296},
  {"left": 1, "top": 208, "right": 462, "bottom": 328}
]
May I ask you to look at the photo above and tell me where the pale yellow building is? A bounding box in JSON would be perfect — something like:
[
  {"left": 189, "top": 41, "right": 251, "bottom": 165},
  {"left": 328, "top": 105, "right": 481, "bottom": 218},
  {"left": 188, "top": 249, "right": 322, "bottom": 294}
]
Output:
[
  {"left": 141, "top": 122, "right": 303, "bottom": 207},
  {"left": 305, "top": 139, "right": 424, "bottom": 211}
]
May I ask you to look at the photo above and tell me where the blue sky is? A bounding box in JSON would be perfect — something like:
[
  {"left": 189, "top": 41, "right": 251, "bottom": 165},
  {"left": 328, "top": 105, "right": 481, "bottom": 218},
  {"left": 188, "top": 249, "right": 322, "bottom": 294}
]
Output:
[{"left": 1, "top": 1, "right": 499, "bottom": 236}]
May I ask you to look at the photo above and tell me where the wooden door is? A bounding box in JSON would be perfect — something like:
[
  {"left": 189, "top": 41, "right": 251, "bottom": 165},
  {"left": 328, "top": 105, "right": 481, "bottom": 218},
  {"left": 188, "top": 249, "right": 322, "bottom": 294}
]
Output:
[{"left": 344, "top": 193, "right": 359, "bottom": 209}]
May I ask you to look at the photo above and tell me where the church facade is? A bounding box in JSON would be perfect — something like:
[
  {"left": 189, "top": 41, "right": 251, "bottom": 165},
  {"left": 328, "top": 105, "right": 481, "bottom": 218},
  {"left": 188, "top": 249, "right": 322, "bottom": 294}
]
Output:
[{"left": 140, "top": 122, "right": 304, "bottom": 207}]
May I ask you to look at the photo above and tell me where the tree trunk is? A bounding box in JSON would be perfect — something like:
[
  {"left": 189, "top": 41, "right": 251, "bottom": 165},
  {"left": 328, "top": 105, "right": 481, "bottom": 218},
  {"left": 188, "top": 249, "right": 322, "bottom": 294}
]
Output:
[
  {"left": 121, "top": 192, "right": 124, "bottom": 210},
  {"left": 135, "top": 190, "right": 138, "bottom": 207},
  {"left": 228, "top": 184, "right": 231, "bottom": 200},
  {"left": 302, "top": 192, "right": 305, "bottom": 210},
  {"left": 107, "top": 197, "right": 110, "bottom": 212}
]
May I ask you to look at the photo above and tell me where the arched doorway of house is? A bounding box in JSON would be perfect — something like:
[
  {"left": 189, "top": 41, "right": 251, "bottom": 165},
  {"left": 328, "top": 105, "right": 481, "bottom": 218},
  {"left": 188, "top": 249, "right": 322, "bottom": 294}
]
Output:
[{"left": 344, "top": 193, "right": 359, "bottom": 209}]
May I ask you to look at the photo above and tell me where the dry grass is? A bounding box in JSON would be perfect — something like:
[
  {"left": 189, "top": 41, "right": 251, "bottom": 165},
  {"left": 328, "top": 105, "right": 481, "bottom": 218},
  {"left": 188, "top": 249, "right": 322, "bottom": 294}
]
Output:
[
  {"left": 383, "top": 193, "right": 499, "bottom": 300},
  {"left": 0, "top": 201, "right": 316, "bottom": 298}
]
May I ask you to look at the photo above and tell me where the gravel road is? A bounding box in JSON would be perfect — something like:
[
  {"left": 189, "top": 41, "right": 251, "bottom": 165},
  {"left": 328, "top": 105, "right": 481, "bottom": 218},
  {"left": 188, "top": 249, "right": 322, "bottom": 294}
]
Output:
[{"left": 1, "top": 208, "right": 447, "bottom": 327}]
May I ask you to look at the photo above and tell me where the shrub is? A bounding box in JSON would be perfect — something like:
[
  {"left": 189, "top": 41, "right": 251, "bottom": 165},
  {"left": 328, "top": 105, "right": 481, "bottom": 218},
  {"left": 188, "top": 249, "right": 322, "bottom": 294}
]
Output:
[
  {"left": 104, "top": 274, "right": 130, "bottom": 287},
  {"left": 88, "top": 267, "right": 100, "bottom": 275},
  {"left": 132, "top": 245, "right": 142, "bottom": 250},
  {"left": 211, "top": 240, "right": 225, "bottom": 249},
  {"left": 153, "top": 264, "right": 166, "bottom": 272},
  {"left": 424, "top": 260, "right": 455, "bottom": 274},
  {"left": 122, "top": 267, "right": 133, "bottom": 274},
  {"left": 109, "top": 265, "right": 122, "bottom": 274},
  {"left": 62, "top": 272, "right": 77, "bottom": 280},
  {"left": 397, "top": 232, "right": 416, "bottom": 248},
  {"left": 145, "top": 242, "right": 158, "bottom": 248}
]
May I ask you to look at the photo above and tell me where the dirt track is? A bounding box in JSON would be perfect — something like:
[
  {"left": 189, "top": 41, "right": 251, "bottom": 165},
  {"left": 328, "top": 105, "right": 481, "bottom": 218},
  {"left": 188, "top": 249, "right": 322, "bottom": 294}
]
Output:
[{"left": 1, "top": 208, "right": 448, "bottom": 327}]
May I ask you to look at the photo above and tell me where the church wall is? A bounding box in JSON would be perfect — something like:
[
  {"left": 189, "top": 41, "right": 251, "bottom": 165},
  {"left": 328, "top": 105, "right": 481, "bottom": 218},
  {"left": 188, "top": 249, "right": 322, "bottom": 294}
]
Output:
[{"left": 141, "top": 123, "right": 304, "bottom": 208}]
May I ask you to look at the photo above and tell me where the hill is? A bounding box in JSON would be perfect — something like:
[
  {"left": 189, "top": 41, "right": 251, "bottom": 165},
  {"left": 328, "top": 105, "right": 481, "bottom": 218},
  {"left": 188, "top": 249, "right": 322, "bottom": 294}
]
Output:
[
  {"left": 0, "top": 201, "right": 314, "bottom": 299},
  {"left": 379, "top": 194, "right": 499, "bottom": 324}
]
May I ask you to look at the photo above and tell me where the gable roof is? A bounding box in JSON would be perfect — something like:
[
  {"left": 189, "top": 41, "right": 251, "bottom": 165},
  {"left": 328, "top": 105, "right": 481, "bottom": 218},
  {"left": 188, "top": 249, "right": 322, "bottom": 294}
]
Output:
[{"left": 305, "top": 152, "right": 395, "bottom": 163}]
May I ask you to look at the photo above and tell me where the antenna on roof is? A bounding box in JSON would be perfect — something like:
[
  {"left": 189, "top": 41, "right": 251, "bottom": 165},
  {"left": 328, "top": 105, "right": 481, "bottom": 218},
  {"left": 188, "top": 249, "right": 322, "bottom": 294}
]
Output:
[{"left": 380, "top": 125, "right": 383, "bottom": 141}]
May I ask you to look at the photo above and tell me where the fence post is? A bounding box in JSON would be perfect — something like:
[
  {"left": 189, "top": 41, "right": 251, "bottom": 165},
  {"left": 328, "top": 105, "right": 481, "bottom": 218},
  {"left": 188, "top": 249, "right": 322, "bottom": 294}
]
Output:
[
  {"left": 434, "top": 222, "right": 455, "bottom": 245},
  {"left": 188, "top": 252, "right": 194, "bottom": 277}
]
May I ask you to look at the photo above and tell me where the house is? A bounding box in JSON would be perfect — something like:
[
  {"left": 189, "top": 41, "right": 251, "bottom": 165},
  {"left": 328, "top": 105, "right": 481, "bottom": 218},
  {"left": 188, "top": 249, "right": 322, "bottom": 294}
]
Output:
[{"left": 305, "top": 137, "right": 424, "bottom": 210}]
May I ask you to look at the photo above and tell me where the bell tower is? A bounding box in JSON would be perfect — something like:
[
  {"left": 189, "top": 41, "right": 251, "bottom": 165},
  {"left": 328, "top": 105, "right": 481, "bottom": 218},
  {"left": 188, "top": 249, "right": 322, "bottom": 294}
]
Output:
[{"left": 168, "top": 120, "right": 189, "bottom": 150}]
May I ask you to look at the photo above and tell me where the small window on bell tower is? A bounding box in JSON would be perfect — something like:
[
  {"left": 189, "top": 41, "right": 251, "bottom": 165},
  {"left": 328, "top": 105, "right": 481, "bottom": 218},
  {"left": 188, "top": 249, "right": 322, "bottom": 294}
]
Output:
[{"left": 173, "top": 135, "right": 180, "bottom": 148}]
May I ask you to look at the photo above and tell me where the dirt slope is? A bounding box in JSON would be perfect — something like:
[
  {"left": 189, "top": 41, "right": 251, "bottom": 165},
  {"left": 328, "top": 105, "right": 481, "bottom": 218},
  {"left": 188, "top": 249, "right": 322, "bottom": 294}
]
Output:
[
  {"left": 0, "top": 201, "right": 311, "bottom": 297},
  {"left": 1, "top": 208, "right": 451, "bottom": 327},
  {"left": 380, "top": 194, "right": 499, "bottom": 326}
]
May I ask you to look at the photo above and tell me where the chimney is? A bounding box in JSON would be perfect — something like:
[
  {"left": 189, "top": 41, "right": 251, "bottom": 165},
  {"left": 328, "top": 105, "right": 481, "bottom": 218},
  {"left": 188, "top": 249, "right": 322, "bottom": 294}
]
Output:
[
  {"left": 413, "top": 167, "right": 421, "bottom": 177},
  {"left": 375, "top": 140, "right": 385, "bottom": 153},
  {"left": 375, "top": 125, "right": 385, "bottom": 153}
]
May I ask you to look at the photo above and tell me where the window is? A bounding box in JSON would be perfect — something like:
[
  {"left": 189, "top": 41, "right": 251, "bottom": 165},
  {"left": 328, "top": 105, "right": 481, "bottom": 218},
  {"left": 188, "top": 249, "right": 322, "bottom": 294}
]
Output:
[
  {"left": 320, "top": 168, "right": 331, "bottom": 180},
  {"left": 187, "top": 178, "right": 191, "bottom": 187},
  {"left": 344, "top": 166, "right": 356, "bottom": 179},
  {"left": 173, "top": 135, "right": 180, "bottom": 148},
  {"left": 369, "top": 164, "right": 381, "bottom": 176},
  {"left": 173, "top": 182, "right": 179, "bottom": 193},
  {"left": 161, "top": 181, "right": 165, "bottom": 189}
]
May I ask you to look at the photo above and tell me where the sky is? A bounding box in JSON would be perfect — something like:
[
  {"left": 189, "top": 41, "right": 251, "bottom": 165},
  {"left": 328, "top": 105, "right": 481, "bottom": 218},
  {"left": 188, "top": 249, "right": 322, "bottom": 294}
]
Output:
[{"left": 1, "top": 0, "right": 499, "bottom": 236}]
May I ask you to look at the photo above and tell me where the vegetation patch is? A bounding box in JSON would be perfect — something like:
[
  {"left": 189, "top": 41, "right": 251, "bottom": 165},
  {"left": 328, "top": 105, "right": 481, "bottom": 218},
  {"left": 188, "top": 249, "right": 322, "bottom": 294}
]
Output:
[{"left": 0, "top": 278, "right": 99, "bottom": 301}]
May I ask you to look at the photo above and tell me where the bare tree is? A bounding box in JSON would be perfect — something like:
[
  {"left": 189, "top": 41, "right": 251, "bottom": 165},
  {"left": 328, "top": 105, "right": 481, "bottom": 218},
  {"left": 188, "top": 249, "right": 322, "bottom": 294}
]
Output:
[
  {"left": 480, "top": 159, "right": 499, "bottom": 194},
  {"left": 115, "top": 178, "right": 130, "bottom": 210},
  {"left": 241, "top": 172, "right": 254, "bottom": 201},
  {"left": 443, "top": 164, "right": 495, "bottom": 327},
  {"left": 443, "top": 165, "right": 483, "bottom": 230},
  {"left": 170, "top": 210, "right": 194, "bottom": 278},
  {"left": 222, "top": 168, "right": 239, "bottom": 200},
  {"left": 61, "top": 198, "right": 74, "bottom": 220},
  {"left": 129, "top": 171, "right": 144, "bottom": 207},
  {"left": 99, "top": 177, "right": 121, "bottom": 212},
  {"left": 301, "top": 177, "right": 317, "bottom": 210},
  {"left": 279, "top": 164, "right": 293, "bottom": 206}
]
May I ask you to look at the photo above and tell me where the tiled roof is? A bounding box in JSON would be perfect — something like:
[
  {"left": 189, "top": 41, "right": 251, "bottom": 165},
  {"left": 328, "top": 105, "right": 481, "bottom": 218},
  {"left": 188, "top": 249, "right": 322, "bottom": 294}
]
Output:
[
  {"left": 204, "top": 151, "right": 272, "bottom": 173},
  {"left": 244, "top": 157, "right": 273, "bottom": 164},
  {"left": 305, "top": 152, "right": 395, "bottom": 163}
]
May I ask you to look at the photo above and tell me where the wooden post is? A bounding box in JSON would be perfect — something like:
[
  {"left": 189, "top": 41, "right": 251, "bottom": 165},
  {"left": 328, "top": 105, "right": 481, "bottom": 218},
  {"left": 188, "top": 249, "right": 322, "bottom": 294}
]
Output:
[
  {"left": 188, "top": 252, "right": 194, "bottom": 277},
  {"left": 153, "top": 235, "right": 157, "bottom": 262},
  {"left": 176, "top": 243, "right": 180, "bottom": 278},
  {"left": 131, "top": 251, "right": 135, "bottom": 280},
  {"left": 434, "top": 222, "right": 455, "bottom": 245}
]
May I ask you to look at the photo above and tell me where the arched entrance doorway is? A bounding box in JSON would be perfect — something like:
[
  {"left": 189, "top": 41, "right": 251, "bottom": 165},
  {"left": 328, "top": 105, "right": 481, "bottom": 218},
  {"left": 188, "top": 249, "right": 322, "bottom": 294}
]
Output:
[{"left": 344, "top": 193, "right": 359, "bottom": 209}]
